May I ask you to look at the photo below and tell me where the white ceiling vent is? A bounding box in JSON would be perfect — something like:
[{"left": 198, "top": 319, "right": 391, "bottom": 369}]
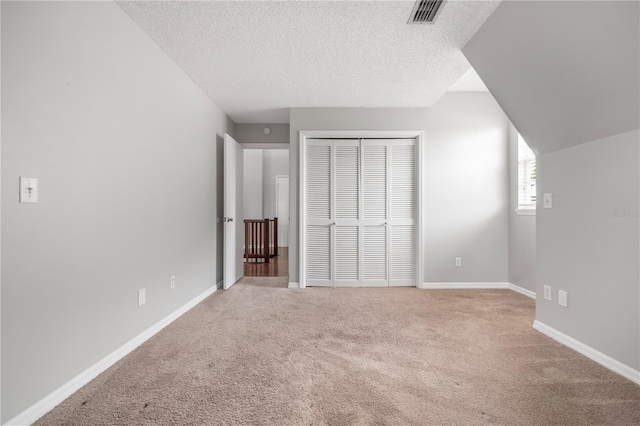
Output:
[{"left": 408, "top": 0, "right": 445, "bottom": 24}]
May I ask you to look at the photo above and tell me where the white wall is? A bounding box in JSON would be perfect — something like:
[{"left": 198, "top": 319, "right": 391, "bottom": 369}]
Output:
[
  {"left": 1, "top": 2, "right": 234, "bottom": 421},
  {"left": 243, "top": 150, "right": 264, "bottom": 219},
  {"left": 423, "top": 93, "right": 509, "bottom": 283},
  {"left": 262, "top": 150, "right": 289, "bottom": 219},
  {"left": 508, "top": 125, "right": 536, "bottom": 292},
  {"left": 536, "top": 130, "right": 639, "bottom": 370},
  {"left": 241, "top": 149, "right": 289, "bottom": 221},
  {"left": 289, "top": 93, "right": 510, "bottom": 285}
]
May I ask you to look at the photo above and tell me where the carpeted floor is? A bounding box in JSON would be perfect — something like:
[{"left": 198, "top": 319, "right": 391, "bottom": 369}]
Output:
[{"left": 37, "top": 278, "right": 640, "bottom": 425}]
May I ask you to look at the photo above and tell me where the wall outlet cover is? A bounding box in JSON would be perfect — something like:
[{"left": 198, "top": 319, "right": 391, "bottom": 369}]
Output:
[
  {"left": 543, "top": 193, "right": 553, "bottom": 208},
  {"left": 543, "top": 285, "right": 552, "bottom": 301},
  {"left": 138, "top": 288, "right": 146, "bottom": 306}
]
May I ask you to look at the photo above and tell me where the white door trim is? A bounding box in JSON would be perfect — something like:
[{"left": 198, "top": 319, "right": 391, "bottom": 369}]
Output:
[
  {"left": 275, "top": 174, "right": 289, "bottom": 247},
  {"left": 275, "top": 175, "right": 289, "bottom": 211},
  {"left": 299, "top": 130, "right": 424, "bottom": 289}
]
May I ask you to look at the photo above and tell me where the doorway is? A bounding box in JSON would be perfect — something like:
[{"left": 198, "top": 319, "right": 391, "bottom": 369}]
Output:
[{"left": 243, "top": 148, "right": 289, "bottom": 278}]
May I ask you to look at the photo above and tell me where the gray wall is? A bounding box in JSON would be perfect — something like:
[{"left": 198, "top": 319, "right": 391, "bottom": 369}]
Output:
[
  {"left": 463, "top": 1, "right": 639, "bottom": 155},
  {"left": 235, "top": 124, "right": 290, "bottom": 144},
  {"left": 536, "top": 130, "right": 640, "bottom": 370},
  {"left": 1, "top": 2, "right": 234, "bottom": 421},
  {"left": 508, "top": 125, "right": 536, "bottom": 292},
  {"left": 262, "top": 150, "right": 289, "bottom": 219},
  {"left": 289, "top": 93, "right": 510, "bottom": 285},
  {"left": 464, "top": 0, "right": 640, "bottom": 373}
]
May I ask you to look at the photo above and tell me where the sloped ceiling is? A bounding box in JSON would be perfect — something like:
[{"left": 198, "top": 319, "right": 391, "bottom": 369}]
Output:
[
  {"left": 448, "top": 67, "right": 488, "bottom": 92},
  {"left": 464, "top": 1, "right": 639, "bottom": 155},
  {"left": 117, "top": 0, "right": 500, "bottom": 123}
]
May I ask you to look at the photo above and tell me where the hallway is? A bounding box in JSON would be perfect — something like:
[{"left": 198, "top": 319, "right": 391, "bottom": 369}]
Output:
[{"left": 244, "top": 247, "right": 288, "bottom": 278}]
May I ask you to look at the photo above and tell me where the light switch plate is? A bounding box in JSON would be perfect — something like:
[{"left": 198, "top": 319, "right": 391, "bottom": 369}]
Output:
[
  {"left": 138, "top": 288, "right": 146, "bottom": 306},
  {"left": 543, "top": 193, "right": 553, "bottom": 208},
  {"left": 558, "top": 290, "right": 568, "bottom": 308},
  {"left": 19, "top": 177, "right": 38, "bottom": 203}
]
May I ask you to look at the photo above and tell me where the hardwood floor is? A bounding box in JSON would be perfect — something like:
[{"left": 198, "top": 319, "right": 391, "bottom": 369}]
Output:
[{"left": 244, "top": 247, "right": 288, "bottom": 277}]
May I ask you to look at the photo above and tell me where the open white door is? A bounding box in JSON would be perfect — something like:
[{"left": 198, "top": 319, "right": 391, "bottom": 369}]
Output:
[{"left": 223, "top": 133, "right": 244, "bottom": 290}]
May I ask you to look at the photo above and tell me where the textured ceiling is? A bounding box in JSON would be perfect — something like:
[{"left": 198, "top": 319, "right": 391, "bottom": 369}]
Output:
[{"left": 118, "top": 1, "right": 500, "bottom": 123}]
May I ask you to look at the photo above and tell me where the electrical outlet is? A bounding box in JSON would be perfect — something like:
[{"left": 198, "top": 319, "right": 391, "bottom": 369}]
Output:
[
  {"left": 170, "top": 275, "right": 176, "bottom": 289},
  {"left": 543, "top": 193, "right": 553, "bottom": 208},
  {"left": 455, "top": 257, "right": 462, "bottom": 267},
  {"left": 138, "top": 288, "right": 146, "bottom": 306},
  {"left": 558, "top": 290, "right": 568, "bottom": 307},
  {"left": 543, "top": 285, "right": 552, "bottom": 301}
]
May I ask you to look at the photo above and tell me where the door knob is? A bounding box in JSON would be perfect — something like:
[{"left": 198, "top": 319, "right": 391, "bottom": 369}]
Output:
[{"left": 222, "top": 217, "right": 234, "bottom": 222}]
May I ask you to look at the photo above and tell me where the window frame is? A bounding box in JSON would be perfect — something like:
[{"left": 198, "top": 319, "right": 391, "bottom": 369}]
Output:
[{"left": 516, "top": 133, "right": 536, "bottom": 215}]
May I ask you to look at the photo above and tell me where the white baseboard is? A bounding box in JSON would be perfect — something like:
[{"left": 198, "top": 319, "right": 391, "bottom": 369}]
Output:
[
  {"left": 290, "top": 281, "right": 536, "bottom": 297},
  {"left": 216, "top": 280, "right": 223, "bottom": 290},
  {"left": 533, "top": 320, "right": 640, "bottom": 385},
  {"left": 420, "top": 282, "right": 536, "bottom": 299},
  {"left": 421, "top": 282, "right": 510, "bottom": 290},
  {"left": 506, "top": 283, "right": 536, "bottom": 299},
  {"left": 5, "top": 285, "right": 218, "bottom": 426}
]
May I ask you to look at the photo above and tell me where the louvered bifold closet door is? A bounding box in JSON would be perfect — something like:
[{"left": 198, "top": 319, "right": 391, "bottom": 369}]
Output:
[
  {"left": 389, "top": 140, "right": 417, "bottom": 286},
  {"left": 361, "top": 141, "right": 389, "bottom": 286},
  {"left": 305, "top": 138, "right": 416, "bottom": 288},
  {"left": 333, "top": 142, "right": 360, "bottom": 286},
  {"left": 306, "top": 140, "right": 332, "bottom": 286}
]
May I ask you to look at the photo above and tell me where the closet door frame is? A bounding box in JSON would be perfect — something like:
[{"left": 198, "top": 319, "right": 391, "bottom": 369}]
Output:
[{"left": 299, "top": 130, "right": 424, "bottom": 289}]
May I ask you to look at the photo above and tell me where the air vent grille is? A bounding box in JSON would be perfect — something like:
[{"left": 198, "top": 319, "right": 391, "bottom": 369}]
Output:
[{"left": 408, "top": 0, "right": 444, "bottom": 24}]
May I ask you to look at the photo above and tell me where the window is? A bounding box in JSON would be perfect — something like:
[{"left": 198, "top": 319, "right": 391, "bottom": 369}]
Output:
[{"left": 517, "top": 134, "right": 536, "bottom": 212}]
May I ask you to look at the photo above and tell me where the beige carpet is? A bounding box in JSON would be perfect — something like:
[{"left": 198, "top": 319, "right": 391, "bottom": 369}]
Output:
[{"left": 38, "top": 278, "right": 640, "bottom": 425}]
